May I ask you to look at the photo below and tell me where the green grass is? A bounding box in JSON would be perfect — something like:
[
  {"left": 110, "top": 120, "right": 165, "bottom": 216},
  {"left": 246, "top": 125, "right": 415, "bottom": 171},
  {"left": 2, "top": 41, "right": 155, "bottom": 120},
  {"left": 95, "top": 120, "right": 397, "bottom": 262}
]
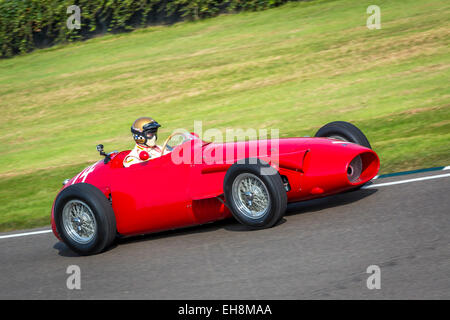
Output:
[{"left": 0, "top": 0, "right": 449, "bottom": 231}]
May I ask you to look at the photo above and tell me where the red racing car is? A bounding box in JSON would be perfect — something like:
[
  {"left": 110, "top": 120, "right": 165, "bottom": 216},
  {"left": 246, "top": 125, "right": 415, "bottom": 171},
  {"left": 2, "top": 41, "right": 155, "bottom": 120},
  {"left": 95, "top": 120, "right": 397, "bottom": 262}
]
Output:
[{"left": 51, "top": 121, "right": 380, "bottom": 255}]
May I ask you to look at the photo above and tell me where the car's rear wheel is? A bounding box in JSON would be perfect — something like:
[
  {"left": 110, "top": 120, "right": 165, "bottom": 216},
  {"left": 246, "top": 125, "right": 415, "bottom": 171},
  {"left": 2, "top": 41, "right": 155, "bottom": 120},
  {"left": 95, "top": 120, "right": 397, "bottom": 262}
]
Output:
[
  {"left": 314, "top": 121, "right": 372, "bottom": 149},
  {"left": 224, "top": 159, "right": 287, "bottom": 229},
  {"left": 315, "top": 121, "right": 374, "bottom": 190},
  {"left": 54, "top": 183, "right": 116, "bottom": 255}
]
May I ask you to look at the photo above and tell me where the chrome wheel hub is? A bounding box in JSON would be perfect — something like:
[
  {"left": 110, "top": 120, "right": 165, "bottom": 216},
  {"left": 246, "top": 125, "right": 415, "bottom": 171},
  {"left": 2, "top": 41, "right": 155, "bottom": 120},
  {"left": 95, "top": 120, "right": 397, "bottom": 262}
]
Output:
[
  {"left": 232, "top": 173, "right": 271, "bottom": 219},
  {"left": 62, "top": 200, "right": 97, "bottom": 244}
]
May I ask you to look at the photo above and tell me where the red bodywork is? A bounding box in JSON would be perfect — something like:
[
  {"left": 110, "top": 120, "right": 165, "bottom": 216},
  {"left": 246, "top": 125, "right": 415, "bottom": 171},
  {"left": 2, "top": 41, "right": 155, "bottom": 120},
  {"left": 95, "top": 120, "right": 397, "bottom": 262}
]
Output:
[{"left": 51, "top": 137, "right": 380, "bottom": 239}]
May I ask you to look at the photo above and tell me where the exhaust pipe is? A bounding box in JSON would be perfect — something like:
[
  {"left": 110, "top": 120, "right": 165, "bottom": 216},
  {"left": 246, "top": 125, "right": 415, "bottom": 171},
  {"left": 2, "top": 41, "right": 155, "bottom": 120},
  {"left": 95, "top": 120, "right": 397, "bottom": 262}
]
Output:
[
  {"left": 347, "top": 155, "right": 363, "bottom": 183},
  {"left": 347, "top": 152, "right": 380, "bottom": 185}
]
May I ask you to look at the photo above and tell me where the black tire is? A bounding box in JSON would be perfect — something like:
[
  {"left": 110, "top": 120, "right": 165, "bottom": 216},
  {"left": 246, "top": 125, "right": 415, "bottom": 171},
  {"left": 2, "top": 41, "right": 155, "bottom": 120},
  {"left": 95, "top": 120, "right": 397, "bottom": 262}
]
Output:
[
  {"left": 54, "top": 183, "right": 116, "bottom": 255},
  {"left": 314, "top": 121, "right": 372, "bottom": 149},
  {"left": 223, "top": 158, "right": 287, "bottom": 229}
]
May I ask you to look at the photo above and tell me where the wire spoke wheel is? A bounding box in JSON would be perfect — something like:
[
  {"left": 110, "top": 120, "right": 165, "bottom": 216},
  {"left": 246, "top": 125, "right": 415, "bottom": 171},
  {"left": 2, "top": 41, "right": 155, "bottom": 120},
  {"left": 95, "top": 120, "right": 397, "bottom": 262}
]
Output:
[
  {"left": 62, "top": 200, "right": 97, "bottom": 244},
  {"left": 224, "top": 159, "right": 287, "bottom": 229},
  {"left": 55, "top": 183, "right": 116, "bottom": 255},
  {"left": 231, "top": 173, "right": 271, "bottom": 219}
]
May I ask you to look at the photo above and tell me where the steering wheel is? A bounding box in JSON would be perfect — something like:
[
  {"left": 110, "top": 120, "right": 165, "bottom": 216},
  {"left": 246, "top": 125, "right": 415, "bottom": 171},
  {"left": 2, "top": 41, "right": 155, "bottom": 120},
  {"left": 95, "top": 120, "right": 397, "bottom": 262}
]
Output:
[{"left": 160, "top": 131, "right": 191, "bottom": 156}]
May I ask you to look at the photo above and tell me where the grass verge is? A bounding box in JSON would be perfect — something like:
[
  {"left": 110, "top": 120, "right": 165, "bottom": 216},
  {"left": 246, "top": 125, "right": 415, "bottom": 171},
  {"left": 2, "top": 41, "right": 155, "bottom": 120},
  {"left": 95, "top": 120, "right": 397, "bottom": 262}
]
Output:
[{"left": 0, "top": 0, "right": 449, "bottom": 231}]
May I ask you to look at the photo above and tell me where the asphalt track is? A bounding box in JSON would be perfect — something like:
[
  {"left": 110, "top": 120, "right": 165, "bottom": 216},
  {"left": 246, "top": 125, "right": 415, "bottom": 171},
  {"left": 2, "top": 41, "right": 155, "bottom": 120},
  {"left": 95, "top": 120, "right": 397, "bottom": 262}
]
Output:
[{"left": 1, "top": 169, "right": 449, "bottom": 299}]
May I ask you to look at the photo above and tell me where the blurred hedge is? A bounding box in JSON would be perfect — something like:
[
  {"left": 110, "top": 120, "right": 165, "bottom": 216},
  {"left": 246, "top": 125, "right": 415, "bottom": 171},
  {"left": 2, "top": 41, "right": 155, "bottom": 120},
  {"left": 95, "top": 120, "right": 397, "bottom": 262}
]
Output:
[{"left": 0, "top": 0, "right": 294, "bottom": 58}]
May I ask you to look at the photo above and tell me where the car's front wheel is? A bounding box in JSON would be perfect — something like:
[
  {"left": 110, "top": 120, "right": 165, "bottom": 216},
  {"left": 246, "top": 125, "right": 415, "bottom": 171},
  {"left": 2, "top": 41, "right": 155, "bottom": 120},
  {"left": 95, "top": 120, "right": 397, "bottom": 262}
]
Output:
[
  {"left": 224, "top": 159, "right": 287, "bottom": 229},
  {"left": 54, "top": 183, "right": 116, "bottom": 255}
]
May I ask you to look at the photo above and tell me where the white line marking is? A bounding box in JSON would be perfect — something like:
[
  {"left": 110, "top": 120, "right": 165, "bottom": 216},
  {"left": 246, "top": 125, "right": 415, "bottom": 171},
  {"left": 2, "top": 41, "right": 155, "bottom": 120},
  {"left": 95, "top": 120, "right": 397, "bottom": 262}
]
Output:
[
  {"left": 363, "top": 173, "right": 450, "bottom": 189},
  {"left": 444, "top": 166, "right": 450, "bottom": 171},
  {"left": 0, "top": 229, "right": 52, "bottom": 239}
]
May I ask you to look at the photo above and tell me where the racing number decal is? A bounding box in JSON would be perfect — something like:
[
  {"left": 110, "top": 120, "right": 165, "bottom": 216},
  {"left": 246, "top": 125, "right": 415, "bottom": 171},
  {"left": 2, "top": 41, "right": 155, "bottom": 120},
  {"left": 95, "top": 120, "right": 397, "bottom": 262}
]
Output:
[{"left": 71, "top": 162, "right": 98, "bottom": 185}]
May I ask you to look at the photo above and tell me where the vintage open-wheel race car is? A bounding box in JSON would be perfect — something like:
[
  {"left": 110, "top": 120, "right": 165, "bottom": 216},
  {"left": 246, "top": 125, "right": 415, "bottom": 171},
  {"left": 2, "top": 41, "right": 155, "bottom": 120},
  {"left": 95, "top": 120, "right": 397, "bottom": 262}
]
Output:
[{"left": 51, "top": 121, "right": 380, "bottom": 255}]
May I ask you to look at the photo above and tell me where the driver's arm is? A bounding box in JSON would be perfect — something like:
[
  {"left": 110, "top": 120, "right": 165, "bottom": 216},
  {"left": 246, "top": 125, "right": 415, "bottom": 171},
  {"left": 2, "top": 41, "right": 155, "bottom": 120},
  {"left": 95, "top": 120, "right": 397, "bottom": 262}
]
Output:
[
  {"left": 123, "top": 155, "right": 140, "bottom": 167},
  {"left": 123, "top": 145, "right": 148, "bottom": 167}
]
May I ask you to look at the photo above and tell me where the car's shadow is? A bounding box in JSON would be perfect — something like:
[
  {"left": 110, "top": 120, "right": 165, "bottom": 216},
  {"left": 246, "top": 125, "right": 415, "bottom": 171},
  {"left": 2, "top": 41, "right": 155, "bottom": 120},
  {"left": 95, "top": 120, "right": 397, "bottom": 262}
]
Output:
[
  {"left": 53, "top": 242, "right": 80, "bottom": 257},
  {"left": 54, "top": 188, "right": 377, "bottom": 257},
  {"left": 285, "top": 187, "right": 377, "bottom": 216},
  {"left": 224, "top": 188, "right": 377, "bottom": 231}
]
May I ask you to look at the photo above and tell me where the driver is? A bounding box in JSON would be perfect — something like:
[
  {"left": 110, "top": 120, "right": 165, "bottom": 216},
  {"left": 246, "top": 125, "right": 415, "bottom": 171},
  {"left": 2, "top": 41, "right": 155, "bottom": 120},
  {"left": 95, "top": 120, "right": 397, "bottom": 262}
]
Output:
[{"left": 123, "top": 117, "right": 164, "bottom": 168}]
